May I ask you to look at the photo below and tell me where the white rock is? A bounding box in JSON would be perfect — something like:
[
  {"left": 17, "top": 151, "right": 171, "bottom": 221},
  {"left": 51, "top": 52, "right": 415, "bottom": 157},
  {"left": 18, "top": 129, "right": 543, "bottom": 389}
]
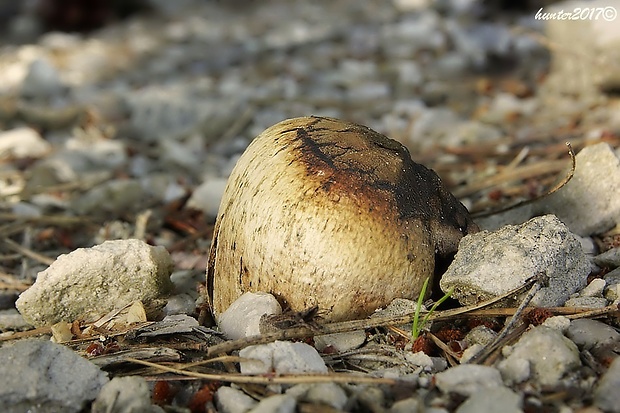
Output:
[
  {"left": 390, "top": 397, "right": 421, "bottom": 413},
  {"left": 216, "top": 386, "right": 258, "bottom": 413},
  {"left": 541, "top": 315, "right": 571, "bottom": 332},
  {"left": 92, "top": 376, "right": 164, "bottom": 413},
  {"left": 594, "top": 356, "right": 620, "bottom": 413},
  {"left": 218, "top": 292, "right": 282, "bottom": 340},
  {"left": 187, "top": 178, "right": 229, "bottom": 217},
  {"left": 441, "top": 215, "right": 589, "bottom": 307},
  {"left": 579, "top": 278, "right": 607, "bottom": 297},
  {"left": 498, "top": 326, "right": 580, "bottom": 386},
  {"left": 239, "top": 341, "right": 328, "bottom": 375},
  {"left": 0, "top": 340, "right": 109, "bottom": 413},
  {"left": 303, "top": 383, "right": 348, "bottom": 410},
  {"left": 0, "top": 127, "right": 51, "bottom": 159},
  {"left": 464, "top": 326, "right": 497, "bottom": 347},
  {"left": 434, "top": 365, "right": 503, "bottom": 397},
  {"left": 248, "top": 395, "right": 296, "bottom": 413},
  {"left": 405, "top": 351, "right": 434, "bottom": 369},
  {"left": 314, "top": 330, "right": 366, "bottom": 352},
  {"left": 455, "top": 386, "right": 522, "bottom": 413},
  {"left": 16, "top": 239, "right": 174, "bottom": 326}
]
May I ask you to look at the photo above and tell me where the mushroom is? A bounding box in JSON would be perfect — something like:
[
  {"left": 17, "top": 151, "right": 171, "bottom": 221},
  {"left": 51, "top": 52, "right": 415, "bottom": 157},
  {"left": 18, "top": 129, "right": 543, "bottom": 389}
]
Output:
[{"left": 207, "top": 116, "right": 478, "bottom": 322}]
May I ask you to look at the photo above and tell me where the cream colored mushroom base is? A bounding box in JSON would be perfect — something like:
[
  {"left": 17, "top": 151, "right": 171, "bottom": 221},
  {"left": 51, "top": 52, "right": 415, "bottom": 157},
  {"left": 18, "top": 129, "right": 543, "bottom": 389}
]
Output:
[{"left": 208, "top": 116, "right": 477, "bottom": 322}]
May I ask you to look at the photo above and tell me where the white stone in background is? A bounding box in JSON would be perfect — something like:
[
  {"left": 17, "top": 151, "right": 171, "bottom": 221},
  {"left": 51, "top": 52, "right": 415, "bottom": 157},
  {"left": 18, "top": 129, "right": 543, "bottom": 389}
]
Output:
[
  {"left": 390, "top": 397, "right": 421, "bottom": 413},
  {"left": 216, "top": 386, "right": 258, "bottom": 413},
  {"left": 0, "top": 127, "right": 51, "bottom": 159},
  {"left": 434, "top": 365, "right": 503, "bottom": 396},
  {"left": 539, "top": 143, "right": 620, "bottom": 236},
  {"left": 163, "top": 293, "right": 197, "bottom": 316},
  {"left": 20, "top": 58, "right": 65, "bottom": 99},
  {"left": 477, "top": 144, "right": 620, "bottom": 238},
  {"left": 0, "top": 340, "right": 109, "bottom": 413},
  {"left": 314, "top": 330, "right": 366, "bottom": 352},
  {"left": 565, "top": 318, "right": 620, "bottom": 350},
  {"left": 187, "top": 178, "right": 229, "bottom": 217},
  {"left": 455, "top": 386, "right": 522, "bottom": 413},
  {"left": 92, "top": 376, "right": 164, "bottom": 413},
  {"left": 441, "top": 215, "right": 589, "bottom": 307},
  {"left": 498, "top": 326, "right": 580, "bottom": 386},
  {"left": 464, "top": 325, "right": 496, "bottom": 347},
  {"left": 239, "top": 341, "right": 328, "bottom": 375},
  {"left": 248, "top": 395, "right": 295, "bottom": 413},
  {"left": 218, "top": 292, "right": 282, "bottom": 340},
  {"left": 594, "top": 356, "right": 620, "bottom": 413},
  {"left": 544, "top": 0, "right": 620, "bottom": 96},
  {"left": 11, "top": 201, "right": 42, "bottom": 217},
  {"left": 16, "top": 239, "right": 174, "bottom": 326}
]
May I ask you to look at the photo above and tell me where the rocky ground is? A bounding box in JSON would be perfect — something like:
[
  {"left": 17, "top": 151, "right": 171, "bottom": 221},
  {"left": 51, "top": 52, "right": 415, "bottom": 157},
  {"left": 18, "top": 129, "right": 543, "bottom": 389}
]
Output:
[{"left": 0, "top": 0, "right": 619, "bottom": 412}]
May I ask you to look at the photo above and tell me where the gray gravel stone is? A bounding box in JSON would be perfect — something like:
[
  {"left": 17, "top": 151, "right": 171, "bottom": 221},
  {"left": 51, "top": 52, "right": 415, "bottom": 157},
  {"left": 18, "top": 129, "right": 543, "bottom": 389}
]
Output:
[
  {"left": 563, "top": 296, "right": 608, "bottom": 308},
  {"left": 440, "top": 215, "right": 589, "bottom": 307},
  {"left": 565, "top": 318, "right": 620, "bottom": 350},
  {"left": 594, "top": 247, "right": 620, "bottom": 267},
  {"left": 20, "top": 58, "right": 65, "bottom": 99},
  {"left": 594, "top": 356, "right": 620, "bottom": 413},
  {"left": 16, "top": 239, "right": 174, "bottom": 326},
  {"left": 434, "top": 365, "right": 503, "bottom": 397},
  {"left": 0, "top": 339, "right": 109, "bottom": 413},
  {"left": 303, "top": 383, "right": 348, "bottom": 410},
  {"left": 92, "top": 376, "right": 164, "bottom": 413},
  {"left": 314, "top": 330, "right": 367, "bottom": 352},
  {"left": 498, "top": 326, "right": 580, "bottom": 386}
]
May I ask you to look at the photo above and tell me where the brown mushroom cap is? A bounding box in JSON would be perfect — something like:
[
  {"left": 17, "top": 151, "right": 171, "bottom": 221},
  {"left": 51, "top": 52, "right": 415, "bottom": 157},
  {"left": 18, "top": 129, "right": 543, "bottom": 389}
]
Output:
[{"left": 208, "top": 116, "right": 477, "bottom": 322}]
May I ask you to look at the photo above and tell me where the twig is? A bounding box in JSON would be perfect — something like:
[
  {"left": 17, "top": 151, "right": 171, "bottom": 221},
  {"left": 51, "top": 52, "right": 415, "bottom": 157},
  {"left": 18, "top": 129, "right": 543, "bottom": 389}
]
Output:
[
  {"left": 467, "top": 273, "right": 548, "bottom": 365},
  {"left": 3, "top": 238, "right": 55, "bottom": 265},
  {"left": 125, "top": 358, "right": 398, "bottom": 385}
]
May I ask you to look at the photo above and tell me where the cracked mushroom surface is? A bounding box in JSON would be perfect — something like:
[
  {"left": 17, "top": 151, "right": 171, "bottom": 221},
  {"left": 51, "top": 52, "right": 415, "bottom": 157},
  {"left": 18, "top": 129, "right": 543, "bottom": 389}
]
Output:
[{"left": 208, "top": 116, "right": 478, "bottom": 322}]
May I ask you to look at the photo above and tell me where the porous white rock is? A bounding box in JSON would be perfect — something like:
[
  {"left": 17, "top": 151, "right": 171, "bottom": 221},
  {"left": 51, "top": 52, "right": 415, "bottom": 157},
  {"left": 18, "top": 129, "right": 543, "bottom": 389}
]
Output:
[
  {"left": 16, "top": 239, "right": 174, "bottom": 326},
  {"left": 498, "top": 326, "right": 580, "bottom": 386},
  {"left": 441, "top": 215, "right": 589, "bottom": 307},
  {"left": 218, "top": 292, "right": 282, "bottom": 340},
  {"left": 0, "top": 127, "right": 51, "bottom": 159},
  {"left": 434, "top": 365, "right": 503, "bottom": 397},
  {"left": 239, "top": 341, "right": 328, "bottom": 375},
  {"left": 314, "top": 330, "right": 366, "bottom": 352}
]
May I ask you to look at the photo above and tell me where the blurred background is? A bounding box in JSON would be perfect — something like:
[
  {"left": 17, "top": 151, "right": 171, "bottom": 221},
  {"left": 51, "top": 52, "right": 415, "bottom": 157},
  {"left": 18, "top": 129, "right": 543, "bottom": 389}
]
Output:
[{"left": 0, "top": 0, "right": 618, "bottom": 257}]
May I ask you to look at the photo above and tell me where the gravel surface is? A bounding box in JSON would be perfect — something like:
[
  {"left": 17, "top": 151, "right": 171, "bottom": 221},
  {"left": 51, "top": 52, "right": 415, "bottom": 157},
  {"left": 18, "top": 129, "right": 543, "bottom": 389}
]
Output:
[{"left": 0, "top": 0, "right": 619, "bottom": 412}]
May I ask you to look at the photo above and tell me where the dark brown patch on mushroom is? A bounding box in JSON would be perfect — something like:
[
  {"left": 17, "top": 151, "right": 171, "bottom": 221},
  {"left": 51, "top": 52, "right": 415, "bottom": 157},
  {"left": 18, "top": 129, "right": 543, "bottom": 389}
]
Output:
[{"left": 290, "top": 116, "right": 478, "bottom": 254}]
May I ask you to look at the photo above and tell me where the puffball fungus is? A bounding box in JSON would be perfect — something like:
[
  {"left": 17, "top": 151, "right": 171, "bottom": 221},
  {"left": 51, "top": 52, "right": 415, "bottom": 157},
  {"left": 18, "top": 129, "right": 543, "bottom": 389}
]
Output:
[{"left": 207, "top": 116, "right": 478, "bottom": 322}]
